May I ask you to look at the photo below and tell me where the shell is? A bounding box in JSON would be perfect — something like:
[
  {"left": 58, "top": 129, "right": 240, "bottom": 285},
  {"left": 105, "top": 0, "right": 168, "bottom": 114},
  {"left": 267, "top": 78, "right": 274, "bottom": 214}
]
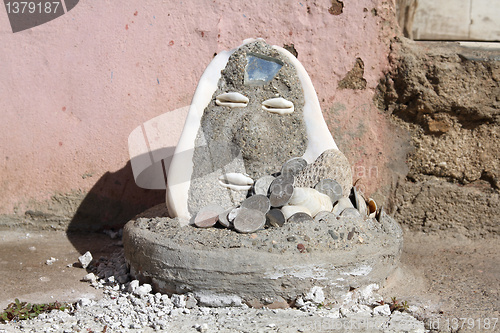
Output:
[
  {"left": 218, "top": 173, "right": 254, "bottom": 191},
  {"left": 261, "top": 97, "right": 294, "bottom": 115},
  {"left": 352, "top": 187, "right": 368, "bottom": 216},
  {"left": 215, "top": 92, "right": 249, "bottom": 108},
  {"left": 376, "top": 206, "right": 387, "bottom": 222},
  {"left": 332, "top": 197, "right": 354, "bottom": 216},
  {"left": 288, "top": 187, "right": 333, "bottom": 217},
  {"left": 367, "top": 198, "right": 377, "bottom": 219},
  {"left": 281, "top": 205, "right": 311, "bottom": 220}
]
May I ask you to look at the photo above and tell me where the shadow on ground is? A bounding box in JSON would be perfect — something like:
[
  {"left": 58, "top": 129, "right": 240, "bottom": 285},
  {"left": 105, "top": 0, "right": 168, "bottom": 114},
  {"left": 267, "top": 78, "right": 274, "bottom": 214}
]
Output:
[{"left": 66, "top": 161, "right": 164, "bottom": 254}]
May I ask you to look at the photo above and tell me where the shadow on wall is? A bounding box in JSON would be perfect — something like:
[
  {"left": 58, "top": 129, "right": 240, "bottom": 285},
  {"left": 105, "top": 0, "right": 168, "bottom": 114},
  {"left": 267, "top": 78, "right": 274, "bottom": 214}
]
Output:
[{"left": 66, "top": 157, "right": 166, "bottom": 254}]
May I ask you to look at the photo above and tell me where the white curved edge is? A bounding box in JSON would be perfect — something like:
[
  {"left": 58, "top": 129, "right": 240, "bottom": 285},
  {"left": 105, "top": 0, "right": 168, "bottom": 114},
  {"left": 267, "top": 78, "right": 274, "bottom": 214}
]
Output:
[
  {"left": 272, "top": 45, "right": 338, "bottom": 163},
  {"left": 166, "top": 53, "right": 231, "bottom": 219}
]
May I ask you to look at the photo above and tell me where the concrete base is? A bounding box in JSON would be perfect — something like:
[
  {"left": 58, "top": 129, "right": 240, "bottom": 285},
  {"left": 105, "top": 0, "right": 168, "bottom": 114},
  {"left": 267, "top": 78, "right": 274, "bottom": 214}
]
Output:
[{"left": 123, "top": 204, "right": 403, "bottom": 307}]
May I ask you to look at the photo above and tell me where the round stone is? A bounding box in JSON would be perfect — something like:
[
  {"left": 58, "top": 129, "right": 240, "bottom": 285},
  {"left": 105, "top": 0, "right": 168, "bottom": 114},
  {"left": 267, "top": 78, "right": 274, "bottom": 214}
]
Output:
[
  {"left": 241, "top": 194, "right": 271, "bottom": 214},
  {"left": 287, "top": 212, "right": 313, "bottom": 224},
  {"left": 340, "top": 208, "right": 362, "bottom": 218},
  {"left": 265, "top": 209, "right": 285, "bottom": 228},
  {"left": 218, "top": 208, "right": 233, "bottom": 228},
  {"left": 315, "top": 179, "right": 343, "bottom": 203},
  {"left": 194, "top": 204, "right": 224, "bottom": 228},
  {"left": 253, "top": 175, "right": 275, "bottom": 196},
  {"left": 233, "top": 208, "right": 266, "bottom": 233},
  {"left": 314, "top": 211, "right": 335, "bottom": 223},
  {"left": 281, "top": 157, "right": 307, "bottom": 176},
  {"left": 269, "top": 175, "right": 294, "bottom": 207}
]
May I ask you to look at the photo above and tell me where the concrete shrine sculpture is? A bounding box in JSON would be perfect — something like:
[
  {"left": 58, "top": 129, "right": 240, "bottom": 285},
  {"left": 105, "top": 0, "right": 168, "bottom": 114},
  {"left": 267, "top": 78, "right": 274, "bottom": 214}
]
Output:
[{"left": 124, "top": 39, "right": 403, "bottom": 307}]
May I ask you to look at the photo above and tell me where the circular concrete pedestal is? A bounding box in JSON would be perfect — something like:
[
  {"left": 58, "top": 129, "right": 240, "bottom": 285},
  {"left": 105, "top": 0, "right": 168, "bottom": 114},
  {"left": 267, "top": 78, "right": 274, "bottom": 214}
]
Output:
[{"left": 123, "top": 204, "right": 403, "bottom": 307}]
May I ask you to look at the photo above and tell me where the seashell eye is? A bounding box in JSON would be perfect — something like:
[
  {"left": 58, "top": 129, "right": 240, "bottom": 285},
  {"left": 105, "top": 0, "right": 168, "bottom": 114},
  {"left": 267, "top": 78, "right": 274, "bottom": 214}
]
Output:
[
  {"left": 261, "top": 97, "right": 294, "bottom": 115},
  {"left": 215, "top": 92, "right": 249, "bottom": 108},
  {"left": 218, "top": 173, "right": 254, "bottom": 191}
]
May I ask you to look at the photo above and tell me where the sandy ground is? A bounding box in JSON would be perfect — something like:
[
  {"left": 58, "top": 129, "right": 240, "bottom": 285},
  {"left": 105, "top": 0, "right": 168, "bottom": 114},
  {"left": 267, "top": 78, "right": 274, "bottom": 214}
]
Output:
[{"left": 0, "top": 228, "right": 498, "bottom": 332}]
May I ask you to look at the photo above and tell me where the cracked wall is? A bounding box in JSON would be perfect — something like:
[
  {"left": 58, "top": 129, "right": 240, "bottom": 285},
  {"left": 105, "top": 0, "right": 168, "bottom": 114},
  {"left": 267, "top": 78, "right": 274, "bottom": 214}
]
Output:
[{"left": 376, "top": 38, "right": 500, "bottom": 236}]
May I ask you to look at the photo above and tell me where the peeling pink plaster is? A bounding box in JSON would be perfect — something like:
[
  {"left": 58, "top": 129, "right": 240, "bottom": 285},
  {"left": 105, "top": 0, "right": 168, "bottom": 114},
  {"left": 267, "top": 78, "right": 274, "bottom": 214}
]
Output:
[{"left": 0, "top": 0, "right": 398, "bottom": 215}]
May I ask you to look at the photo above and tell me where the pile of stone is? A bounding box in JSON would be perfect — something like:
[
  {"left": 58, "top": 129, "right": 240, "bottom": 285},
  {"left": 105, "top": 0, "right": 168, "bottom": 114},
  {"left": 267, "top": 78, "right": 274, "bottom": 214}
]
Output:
[{"left": 194, "top": 150, "right": 377, "bottom": 233}]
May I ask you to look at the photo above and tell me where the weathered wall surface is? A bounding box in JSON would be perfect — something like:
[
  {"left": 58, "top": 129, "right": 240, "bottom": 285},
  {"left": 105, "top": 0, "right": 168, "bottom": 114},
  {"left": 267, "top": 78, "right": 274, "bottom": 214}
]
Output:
[
  {"left": 377, "top": 39, "right": 500, "bottom": 236},
  {"left": 0, "top": 0, "right": 402, "bottom": 230},
  {"left": 411, "top": 0, "right": 500, "bottom": 41}
]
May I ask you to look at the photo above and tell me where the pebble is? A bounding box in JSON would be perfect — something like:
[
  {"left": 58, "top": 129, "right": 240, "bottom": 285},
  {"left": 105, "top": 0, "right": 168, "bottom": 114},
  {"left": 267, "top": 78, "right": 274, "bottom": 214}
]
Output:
[
  {"left": 233, "top": 208, "right": 266, "bottom": 233},
  {"left": 78, "top": 298, "right": 92, "bottom": 307},
  {"left": 195, "top": 323, "right": 209, "bottom": 332},
  {"left": 265, "top": 209, "right": 285, "bottom": 228},
  {"left": 134, "top": 284, "right": 152, "bottom": 297},
  {"left": 128, "top": 280, "right": 140, "bottom": 293},
  {"left": 45, "top": 257, "right": 57, "bottom": 265},
  {"left": 373, "top": 304, "right": 391, "bottom": 316},
  {"left": 171, "top": 294, "right": 186, "bottom": 308},
  {"left": 241, "top": 194, "right": 271, "bottom": 214},
  {"left": 78, "top": 251, "right": 93, "bottom": 269},
  {"left": 287, "top": 212, "right": 313, "bottom": 224},
  {"left": 82, "top": 272, "right": 97, "bottom": 283},
  {"left": 185, "top": 293, "right": 198, "bottom": 308},
  {"left": 295, "top": 296, "right": 305, "bottom": 308},
  {"left": 195, "top": 204, "right": 224, "bottom": 228},
  {"left": 314, "top": 211, "right": 334, "bottom": 223},
  {"left": 304, "top": 286, "right": 325, "bottom": 304},
  {"left": 218, "top": 208, "right": 233, "bottom": 228},
  {"left": 347, "top": 227, "right": 355, "bottom": 240},
  {"left": 253, "top": 175, "right": 275, "bottom": 196},
  {"left": 269, "top": 175, "right": 294, "bottom": 207},
  {"left": 328, "top": 230, "right": 339, "bottom": 240},
  {"left": 297, "top": 243, "right": 306, "bottom": 253},
  {"left": 340, "top": 208, "right": 362, "bottom": 218},
  {"left": 281, "top": 157, "right": 307, "bottom": 176},
  {"left": 315, "top": 178, "right": 343, "bottom": 203}
]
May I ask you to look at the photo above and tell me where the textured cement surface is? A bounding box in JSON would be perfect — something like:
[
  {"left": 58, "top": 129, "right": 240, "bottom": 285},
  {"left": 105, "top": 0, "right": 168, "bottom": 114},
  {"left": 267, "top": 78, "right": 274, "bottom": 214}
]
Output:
[{"left": 123, "top": 204, "right": 403, "bottom": 305}]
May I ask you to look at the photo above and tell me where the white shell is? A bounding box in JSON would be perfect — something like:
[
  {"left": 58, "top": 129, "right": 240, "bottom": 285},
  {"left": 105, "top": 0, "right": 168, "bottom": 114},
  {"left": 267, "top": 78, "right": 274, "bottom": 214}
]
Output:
[
  {"left": 353, "top": 187, "right": 368, "bottom": 216},
  {"left": 215, "top": 92, "right": 249, "bottom": 108},
  {"left": 368, "top": 198, "right": 377, "bottom": 219},
  {"left": 218, "top": 173, "right": 254, "bottom": 191},
  {"left": 281, "top": 205, "right": 312, "bottom": 220},
  {"left": 332, "top": 197, "right": 354, "bottom": 216},
  {"left": 288, "top": 187, "right": 333, "bottom": 217},
  {"left": 261, "top": 97, "right": 294, "bottom": 115}
]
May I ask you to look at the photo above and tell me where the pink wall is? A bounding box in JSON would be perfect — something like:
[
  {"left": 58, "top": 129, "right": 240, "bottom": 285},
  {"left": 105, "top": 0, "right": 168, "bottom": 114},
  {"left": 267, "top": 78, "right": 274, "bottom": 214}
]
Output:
[{"left": 0, "top": 0, "right": 399, "bottom": 218}]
